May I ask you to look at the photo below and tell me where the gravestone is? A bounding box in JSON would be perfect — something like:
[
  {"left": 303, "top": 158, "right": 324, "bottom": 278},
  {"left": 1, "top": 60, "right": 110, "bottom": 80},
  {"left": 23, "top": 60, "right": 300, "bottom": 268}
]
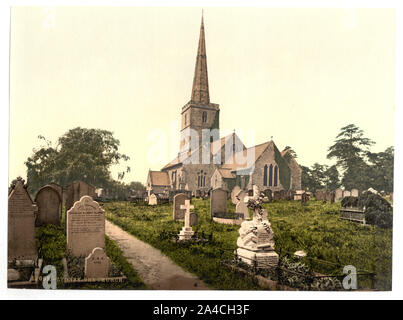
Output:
[
  {"left": 351, "top": 189, "right": 359, "bottom": 197},
  {"left": 279, "top": 189, "right": 287, "bottom": 200},
  {"left": 210, "top": 188, "right": 228, "bottom": 219},
  {"left": 190, "top": 212, "right": 198, "bottom": 226},
  {"left": 325, "top": 191, "right": 335, "bottom": 203},
  {"left": 195, "top": 190, "right": 202, "bottom": 198},
  {"left": 65, "top": 181, "right": 96, "bottom": 212},
  {"left": 335, "top": 188, "right": 343, "bottom": 201},
  {"left": 263, "top": 189, "right": 272, "bottom": 202},
  {"left": 148, "top": 194, "right": 158, "bottom": 205},
  {"left": 67, "top": 196, "right": 105, "bottom": 257},
  {"left": 235, "top": 190, "right": 248, "bottom": 220},
  {"left": 315, "top": 190, "right": 325, "bottom": 201},
  {"left": 49, "top": 182, "right": 63, "bottom": 199},
  {"left": 84, "top": 247, "right": 110, "bottom": 278},
  {"left": 178, "top": 200, "right": 195, "bottom": 240},
  {"left": 8, "top": 177, "right": 38, "bottom": 261},
  {"left": 173, "top": 193, "right": 189, "bottom": 220},
  {"left": 273, "top": 191, "right": 281, "bottom": 201},
  {"left": 231, "top": 186, "right": 241, "bottom": 204},
  {"left": 35, "top": 185, "right": 62, "bottom": 226},
  {"left": 343, "top": 190, "right": 351, "bottom": 198},
  {"left": 286, "top": 190, "right": 295, "bottom": 201}
]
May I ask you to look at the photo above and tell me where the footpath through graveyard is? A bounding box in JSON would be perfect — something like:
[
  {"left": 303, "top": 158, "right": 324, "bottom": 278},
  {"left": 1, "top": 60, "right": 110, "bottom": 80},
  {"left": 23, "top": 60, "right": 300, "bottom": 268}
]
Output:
[{"left": 105, "top": 220, "right": 209, "bottom": 290}]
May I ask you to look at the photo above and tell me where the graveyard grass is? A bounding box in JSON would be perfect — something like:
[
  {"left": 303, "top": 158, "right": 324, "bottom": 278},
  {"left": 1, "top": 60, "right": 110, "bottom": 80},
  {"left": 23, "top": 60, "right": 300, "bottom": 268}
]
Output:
[
  {"left": 102, "top": 199, "right": 392, "bottom": 290},
  {"left": 35, "top": 210, "right": 147, "bottom": 289}
]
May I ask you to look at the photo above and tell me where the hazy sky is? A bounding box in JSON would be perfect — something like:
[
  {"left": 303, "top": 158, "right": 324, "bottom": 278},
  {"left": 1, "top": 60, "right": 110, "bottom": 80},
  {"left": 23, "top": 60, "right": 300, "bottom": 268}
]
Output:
[{"left": 9, "top": 7, "right": 395, "bottom": 185}]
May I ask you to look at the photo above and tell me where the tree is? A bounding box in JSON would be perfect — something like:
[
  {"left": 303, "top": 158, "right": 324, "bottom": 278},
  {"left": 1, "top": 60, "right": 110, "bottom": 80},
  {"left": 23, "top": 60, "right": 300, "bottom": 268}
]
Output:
[
  {"left": 25, "top": 127, "right": 130, "bottom": 194},
  {"left": 327, "top": 124, "right": 374, "bottom": 190},
  {"left": 366, "top": 146, "right": 394, "bottom": 193},
  {"left": 128, "top": 181, "right": 146, "bottom": 192},
  {"left": 323, "top": 165, "right": 340, "bottom": 190}
]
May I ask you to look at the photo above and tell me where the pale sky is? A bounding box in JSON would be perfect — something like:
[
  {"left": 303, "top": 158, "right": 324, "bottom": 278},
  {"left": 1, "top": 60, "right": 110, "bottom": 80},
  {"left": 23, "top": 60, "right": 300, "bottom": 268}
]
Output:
[{"left": 9, "top": 7, "right": 395, "bottom": 185}]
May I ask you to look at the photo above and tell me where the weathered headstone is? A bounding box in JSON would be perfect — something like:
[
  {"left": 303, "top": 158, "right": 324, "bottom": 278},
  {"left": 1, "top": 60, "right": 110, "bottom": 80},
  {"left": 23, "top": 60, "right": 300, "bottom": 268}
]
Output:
[
  {"left": 148, "top": 193, "right": 158, "bottom": 205},
  {"left": 231, "top": 186, "right": 241, "bottom": 204},
  {"left": 8, "top": 178, "right": 38, "bottom": 261},
  {"left": 279, "top": 189, "right": 287, "bottom": 200},
  {"left": 178, "top": 200, "right": 195, "bottom": 240},
  {"left": 190, "top": 212, "right": 198, "bottom": 226},
  {"left": 351, "top": 189, "right": 359, "bottom": 197},
  {"left": 84, "top": 247, "right": 110, "bottom": 279},
  {"left": 210, "top": 188, "right": 228, "bottom": 219},
  {"left": 236, "top": 185, "right": 278, "bottom": 268},
  {"left": 325, "top": 191, "right": 335, "bottom": 203},
  {"left": 273, "top": 191, "right": 281, "bottom": 201},
  {"left": 315, "top": 190, "right": 325, "bottom": 201},
  {"left": 343, "top": 190, "right": 351, "bottom": 198},
  {"left": 335, "top": 188, "right": 343, "bottom": 201},
  {"left": 235, "top": 190, "right": 248, "bottom": 220},
  {"left": 65, "top": 181, "right": 96, "bottom": 212},
  {"left": 173, "top": 193, "right": 189, "bottom": 220},
  {"left": 263, "top": 189, "right": 272, "bottom": 202},
  {"left": 67, "top": 196, "right": 105, "bottom": 257},
  {"left": 195, "top": 190, "right": 202, "bottom": 198},
  {"left": 35, "top": 185, "right": 62, "bottom": 226}
]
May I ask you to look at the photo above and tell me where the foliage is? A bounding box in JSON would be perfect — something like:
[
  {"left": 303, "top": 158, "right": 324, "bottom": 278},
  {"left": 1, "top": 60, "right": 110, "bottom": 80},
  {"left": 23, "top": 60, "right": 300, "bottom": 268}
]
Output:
[
  {"left": 128, "top": 181, "right": 146, "bottom": 192},
  {"left": 366, "top": 147, "right": 394, "bottom": 193},
  {"left": 302, "top": 163, "right": 340, "bottom": 192},
  {"left": 25, "top": 127, "right": 130, "bottom": 194}
]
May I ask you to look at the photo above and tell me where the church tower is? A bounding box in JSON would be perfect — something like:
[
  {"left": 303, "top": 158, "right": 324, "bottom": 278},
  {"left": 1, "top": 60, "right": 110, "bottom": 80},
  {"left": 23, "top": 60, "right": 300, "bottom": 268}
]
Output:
[{"left": 179, "top": 14, "right": 220, "bottom": 157}]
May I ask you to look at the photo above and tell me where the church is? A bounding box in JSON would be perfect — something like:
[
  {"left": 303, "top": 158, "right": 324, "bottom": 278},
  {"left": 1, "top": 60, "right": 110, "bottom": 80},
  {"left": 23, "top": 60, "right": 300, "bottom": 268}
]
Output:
[{"left": 147, "top": 15, "right": 302, "bottom": 197}]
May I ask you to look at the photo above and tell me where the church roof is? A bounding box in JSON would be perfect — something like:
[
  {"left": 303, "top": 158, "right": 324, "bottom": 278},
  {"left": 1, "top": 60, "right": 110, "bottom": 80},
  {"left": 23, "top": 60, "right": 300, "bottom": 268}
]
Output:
[
  {"left": 148, "top": 170, "right": 170, "bottom": 186},
  {"left": 221, "top": 141, "right": 274, "bottom": 171},
  {"left": 190, "top": 14, "right": 210, "bottom": 105},
  {"left": 161, "top": 132, "right": 243, "bottom": 170}
]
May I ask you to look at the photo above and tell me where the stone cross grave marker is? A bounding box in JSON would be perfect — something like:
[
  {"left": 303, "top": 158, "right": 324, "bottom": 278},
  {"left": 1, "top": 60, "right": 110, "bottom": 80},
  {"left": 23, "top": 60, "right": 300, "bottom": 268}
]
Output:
[
  {"left": 67, "top": 196, "right": 105, "bottom": 257},
  {"left": 178, "top": 200, "right": 195, "bottom": 240},
  {"left": 8, "top": 178, "right": 38, "bottom": 261},
  {"left": 210, "top": 188, "right": 227, "bottom": 219},
  {"left": 84, "top": 247, "right": 110, "bottom": 279},
  {"left": 35, "top": 185, "right": 62, "bottom": 226}
]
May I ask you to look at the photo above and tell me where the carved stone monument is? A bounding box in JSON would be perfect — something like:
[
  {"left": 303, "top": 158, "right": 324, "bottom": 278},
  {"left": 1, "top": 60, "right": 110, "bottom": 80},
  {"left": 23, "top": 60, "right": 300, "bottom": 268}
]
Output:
[{"left": 236, "top": 185, "right": 279, "bottom": 268}]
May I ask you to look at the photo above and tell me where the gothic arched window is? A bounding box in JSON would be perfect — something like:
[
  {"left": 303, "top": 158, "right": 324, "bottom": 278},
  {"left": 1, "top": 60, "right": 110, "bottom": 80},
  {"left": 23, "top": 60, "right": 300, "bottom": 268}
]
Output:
[
  {"left": 274, "top": 166, "right": 278, "bottom": 187},
  {"left": 263, "top": 165, "right": 268, "bottom": 186},
  {"left": 202, "top": 111, "right": 207, "bottom": 123},
  {"left": 269, "top": 164, "right": 273, "bottom": 187}
]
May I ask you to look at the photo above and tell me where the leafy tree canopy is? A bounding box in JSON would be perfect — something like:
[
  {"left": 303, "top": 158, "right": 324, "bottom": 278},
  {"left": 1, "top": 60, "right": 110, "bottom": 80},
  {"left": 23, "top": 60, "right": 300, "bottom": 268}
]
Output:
[{"left": 25, "top": 127, "right": 130, "bottom": 194}]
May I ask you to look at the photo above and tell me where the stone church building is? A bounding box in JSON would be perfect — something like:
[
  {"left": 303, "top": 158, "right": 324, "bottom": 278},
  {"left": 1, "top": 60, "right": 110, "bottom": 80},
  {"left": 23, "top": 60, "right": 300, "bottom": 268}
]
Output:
[{"left": 147, "top": 15, "right": 301, "bottom": 196}]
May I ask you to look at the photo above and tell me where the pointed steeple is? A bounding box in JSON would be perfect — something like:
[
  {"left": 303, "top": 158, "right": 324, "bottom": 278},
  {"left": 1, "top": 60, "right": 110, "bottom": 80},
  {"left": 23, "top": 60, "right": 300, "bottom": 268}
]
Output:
[{"left": 191, "top": 13, "right": 210, "bottom": 105}]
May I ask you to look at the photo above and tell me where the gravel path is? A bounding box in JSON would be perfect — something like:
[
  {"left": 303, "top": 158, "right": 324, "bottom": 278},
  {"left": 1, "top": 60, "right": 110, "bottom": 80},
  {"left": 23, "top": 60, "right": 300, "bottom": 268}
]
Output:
[{"left": 105, "top": 220, "right": 209, "bottom": 290}]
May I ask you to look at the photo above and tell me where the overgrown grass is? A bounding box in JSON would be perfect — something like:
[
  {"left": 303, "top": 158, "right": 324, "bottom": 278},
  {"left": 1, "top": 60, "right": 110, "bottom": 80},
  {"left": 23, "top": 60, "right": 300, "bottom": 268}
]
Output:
[
  {"left": 102, "top": 200, "right": 261, "bottom": 290},
  {"left": 102, "top": 199, "right": 392, "bottom": 291},
  {"left": 35, "top": 219, "right": 146, "bottom": 289}
]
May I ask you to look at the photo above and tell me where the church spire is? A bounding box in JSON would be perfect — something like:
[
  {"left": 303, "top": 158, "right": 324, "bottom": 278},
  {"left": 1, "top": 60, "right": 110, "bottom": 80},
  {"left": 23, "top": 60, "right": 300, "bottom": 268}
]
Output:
[{"left": 191, "top": 13, "right": 210, "bottom": 105}]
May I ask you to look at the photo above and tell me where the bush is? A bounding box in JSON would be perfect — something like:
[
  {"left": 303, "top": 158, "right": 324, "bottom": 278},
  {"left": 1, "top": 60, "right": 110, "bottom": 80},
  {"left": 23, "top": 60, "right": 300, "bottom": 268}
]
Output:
[{"left": 341, "top": 192, "right": 393, "bottom": 228}]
